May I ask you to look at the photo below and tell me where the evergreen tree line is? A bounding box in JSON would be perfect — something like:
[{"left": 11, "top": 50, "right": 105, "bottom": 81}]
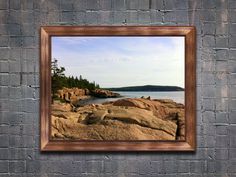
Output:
[{"left": 51, "top": 59, "right": 100, "bottom": 98}]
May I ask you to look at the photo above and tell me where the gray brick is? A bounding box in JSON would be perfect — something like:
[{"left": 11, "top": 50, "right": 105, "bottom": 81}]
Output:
[
  {"left": 85, "top": 0, "right": 99, "bottom": 10},
  {"left": 9, "top": 0, "right": 21, "bottom": 10},
  {"left": 216, "top": 49, "right": 228, "bottom": 61},
  {"left": 0, "top": 135, "right": 9, "bottom": 147},
  {"left": 150, "top": 10, "right": 162, "bottom": 23},
  {"left": 85, "top": 11, "right": 99, "bottom": 24},
  {"left": 47, "top": 12, "right": 60, "bottom": 22},
  {"left": 175, "top": 0, "right": 187, "bottom": 10},
  {"left": 216, "top": 22, "right": 228, "bottom": 35},
  {"left": 73, "top": 0, "right": 86, "bottom": 11},
  {"left": 229, "top": 0, "right": 236, "bottom": 8},
  {"left": 164, "top": 0, "right": 175, "bottom": 10},
  {"left": 216, "top": 0, "right": 227, "bottom": 9},
  {"left": 190, "top": 161, "right": 205, "bottom": 173},
  {"left": 0, "top": 161, "right": 8, "bottom": 173},
  {"left": 9, "top": 136, "right": 34, "bottom": 148},
  {"left": 202, "top": 10, "right": 216, "bottom": 21},
  {"left": 229, "top": 99, "right": 236, "bottom": 110},
  {"left": 9, "top": 74, "right": 20, "bottom": 86},
  {"left": 0, "top": 36, "right": 9, "bottom": 47},
  {"left": 138, "top": 11, "right": 151, "bottom": 24},
  {"left": 0, "top": 0, "right": 8, "bottom": 10},
  {"left": 203, "top": 35, "right": 215, "bottom": 47},
  {"left": 0, "top": 74, "right": 9, "bottom": 86},
  {"left": 0, "top": 61, "right": 9, "bottom": 73},
  {"left": 202, "top": 73, "right": 215, "bottom": 85},
  {"left": 0, "top": 148, "right": 8, "bottom": 160},
  {"left": 216, "top": 135, "right": 229, "bottom": 148},
  {"left": 9, "top": 161, "right": 25, "bottom": 173},
  {"left": 216, "top": 60, "right": 227, "bottom": 72},
  {"left": 0, "top": 48, "right": 9, "bottom": 60},
  {"left": 113, "top": 11, "right": 125, "bottom": 24},
  {"left": 8, "top": 26, "right": 21, "bottom": 38},
  {"left": 0, "top": 126, "right": 8, "bottom": 135},
  {"left": 202, "top": 111, "right": 215, "bottom": 123},
  {"left": 60, "top": 0, "right": 73, "bottom": 11},
  {"left": 203, "top": 98, "right": 215, "bottom": 111},
  {"left": 126, "top": 11, "right": 138, "bottom": 24},
  {"left": 215, "top": 98, "right": 228, "bottom": 111},
  {"left": 100, "top": 0, "right": 112, "bottom": 10},
  {"left": 126, "top": 0, "right": 139, "bottom": 10},
  {"left": 164, "top": 11, "right": 176, "bottom": 22},
  {"left": 139, "top": 0, "right": 149, "bottom": 10},
  {"left": 215, "top": 149, "right": 228, "bottom": 160},
  {"left": 21, "top": 0, "right": 33, "bottom": 10},
  {"left": 229, "top": 10, "right": 236, "bottom": 22},
  {"left": 61, "top": 11, "right": 74, "bottom": 23},
  {"left": 9, "top": 61, "right": 21, "bottom": 73},
  {"left": 215, "top": 160, "right": 228, "bottom": 173},
  {"left": 203, "top": 86, "right": 216, "bottom": 98},
  {"left": 229, "top": 50, "right": 236, "bottom": 60},
  {"left": 175, "top": 10, "right": 188, "bottom": 23},
  {"left": 230, "top": 85, "right": 236, "bottom": 97},
  {"left": 100, "top": 11, "right": 113, "bottom": 24},
  {"left": 216, "top": 37, "right": 228, "bottom": 48},
  {"left": 0, "top": 111, "right": 9, "bottom": 125},
  {"left": 216, "top": 11, "right": 228, "bottom": 22},
  {"left": 151, "top": 0, "right": 164, "bottom": 10},
  {"left": 228, "top": 60, "right": 236, "bottom": 73},
  {"left": 230, "top": 23, "right": 236, "bottom": 35},
  {"left": 7, "top": 10, "right": 21, "bottom": 24},
  {"left": 216, "top": 125, "right": 228, "bottom": 135},
  {"left": 229, "top": 36, "right": 236, "bottom": 48},
  {"left": 202, "top": 23, "right": 215, "bottom": 35},
  {"left": 163, "top": 160, "right": 177, "bottom": 173},
  {"left": 177, "top": 161, "right": 190, "bottom": 173},
  {"left": 215, "top": 74, "right": 227, "bottom": 86},
  {"left": 216, "top": 112, "right": 228, "bottom": 124},
  {"left": 21, "top": 24, "right": 35, "bottom": 36},
  {"left": 202, "top": 0, "right": 215, "bottom": 9},
  {"left": 22, "top": 37, "right": 35, "bottom": 48},
  {"left": 202, "top": 61, "right": 215, "bottom": 71},
  {"left": 10, "top": 37, "right": 22, "bottom": 47},
  {"left": 0, "top": 99, "right": 8, "bottom": 112},
  {"left": 229, "top": 111, "right": 236, "bottom": 123},
  {"left": 230, "top": 136, "right": 236, "bottom": 148},
  {"left": 229, "top": 73, "right": 236, "bottom": 85},
  {"left": 229, "top": 149, "right": 236, "bottom": 159},
  {"left": 113, "top": 0, "right": 125, "bottom": 10},
  {"left": 0, "top": 86, "right": 9, "bottom": 99}
]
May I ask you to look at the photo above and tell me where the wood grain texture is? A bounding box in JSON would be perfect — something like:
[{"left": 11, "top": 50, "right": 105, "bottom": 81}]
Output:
[{"left": 40, "top": 26, "right": 196, "bottom": 151}]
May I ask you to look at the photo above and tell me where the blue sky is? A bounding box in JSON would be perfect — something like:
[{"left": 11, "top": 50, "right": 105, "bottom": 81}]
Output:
[{"left": 52, "top": 36, "right": 185, "bottom": 88}]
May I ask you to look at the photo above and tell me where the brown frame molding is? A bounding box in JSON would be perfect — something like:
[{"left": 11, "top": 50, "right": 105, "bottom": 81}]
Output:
[{"left": 40, "top": 26, "right": 196, "bottom": 151}]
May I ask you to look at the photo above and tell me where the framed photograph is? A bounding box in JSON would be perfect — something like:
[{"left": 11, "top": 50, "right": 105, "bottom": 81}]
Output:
[{"left": 40, "top": 26, "right": 196, "bottom": 151}]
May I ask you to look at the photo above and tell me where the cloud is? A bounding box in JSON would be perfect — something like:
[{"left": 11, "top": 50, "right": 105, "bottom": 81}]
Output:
[{"left": 52, "top": 36, "right": 185, "bottom": 88}]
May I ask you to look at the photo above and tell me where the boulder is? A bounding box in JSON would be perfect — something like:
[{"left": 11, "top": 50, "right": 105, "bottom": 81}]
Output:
[{"left": 91, "top": 89, "right": 120, "bottom": 98}]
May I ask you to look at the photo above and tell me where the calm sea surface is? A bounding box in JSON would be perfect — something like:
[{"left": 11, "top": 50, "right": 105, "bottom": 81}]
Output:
[{"left": 79, "top": 91, "right": 184, "bottom": 105}]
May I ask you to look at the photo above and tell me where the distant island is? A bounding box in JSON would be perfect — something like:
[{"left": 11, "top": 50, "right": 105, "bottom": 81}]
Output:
[{"left": 104, "top": 85, "right": 184, "bottom": 92}]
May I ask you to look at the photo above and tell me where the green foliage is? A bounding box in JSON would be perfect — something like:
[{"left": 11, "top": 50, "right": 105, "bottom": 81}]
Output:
[{"left": 51, "top": 58, "right": 100, "bottom": 98}]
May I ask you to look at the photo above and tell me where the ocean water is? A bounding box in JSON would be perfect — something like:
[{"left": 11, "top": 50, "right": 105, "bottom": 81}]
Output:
[{"left": 79, "top": 91, "right": 184, "bottom": 105}]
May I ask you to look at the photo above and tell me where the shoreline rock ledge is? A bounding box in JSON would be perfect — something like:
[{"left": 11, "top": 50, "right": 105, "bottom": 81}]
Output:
[{"left": 51, "top": 98, "right": 185, "bottom": 141}]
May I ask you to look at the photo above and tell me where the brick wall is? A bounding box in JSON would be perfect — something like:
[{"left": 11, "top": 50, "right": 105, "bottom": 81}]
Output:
[{"left": 0, "top": 0, "right": 236, "bottom": 176}]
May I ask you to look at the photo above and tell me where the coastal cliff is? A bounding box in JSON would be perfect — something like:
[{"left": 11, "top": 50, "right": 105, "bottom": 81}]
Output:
[{"left": 55, "top": 87, "right": 120, "bottom": 105}]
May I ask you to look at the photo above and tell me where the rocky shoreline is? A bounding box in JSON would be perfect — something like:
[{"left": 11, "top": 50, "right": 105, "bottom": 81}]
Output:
[
  {"left": 55, "top": 87, "right": 120, "bottom": 106},
  {"left": 51, "top": 97, "right": 185, "bottom": 140}
]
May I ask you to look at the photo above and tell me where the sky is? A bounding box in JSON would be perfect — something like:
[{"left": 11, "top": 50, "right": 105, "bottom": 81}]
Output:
[{"left": 52, "top": 36, "right": 185, "bottom": 88}]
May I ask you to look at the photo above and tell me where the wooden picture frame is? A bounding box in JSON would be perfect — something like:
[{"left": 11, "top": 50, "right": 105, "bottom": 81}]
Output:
[{"left": 40, "top": 26, "right": 196, "bottom": 151}]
